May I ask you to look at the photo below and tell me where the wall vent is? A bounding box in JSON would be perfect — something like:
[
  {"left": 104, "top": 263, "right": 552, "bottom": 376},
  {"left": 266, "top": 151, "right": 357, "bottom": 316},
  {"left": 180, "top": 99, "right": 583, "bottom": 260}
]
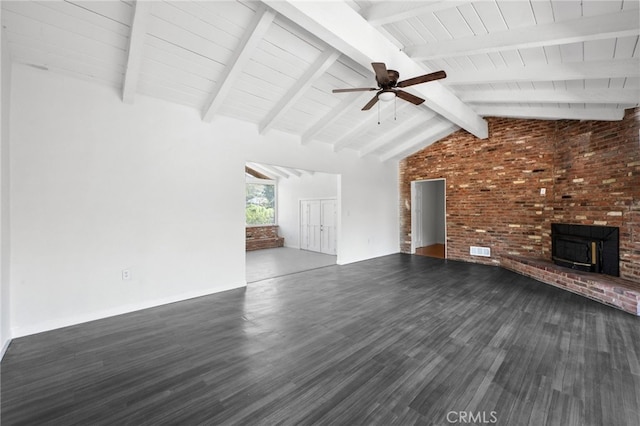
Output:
[{"left": 470, "top": 246, "right": 491, "bottom": 257}]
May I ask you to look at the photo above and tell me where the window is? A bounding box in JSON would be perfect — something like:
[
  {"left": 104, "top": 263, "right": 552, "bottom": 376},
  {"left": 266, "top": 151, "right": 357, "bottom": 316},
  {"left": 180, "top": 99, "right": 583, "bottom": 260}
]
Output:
[{"left": 246, "top": 178, "right": 276, "bottom": 226}]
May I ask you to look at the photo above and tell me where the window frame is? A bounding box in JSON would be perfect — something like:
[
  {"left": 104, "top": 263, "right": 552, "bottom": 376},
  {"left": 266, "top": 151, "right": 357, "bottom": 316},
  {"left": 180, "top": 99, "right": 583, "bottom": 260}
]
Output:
[{"left": 245, "top": 177, "right": 278, "bottom": 227}]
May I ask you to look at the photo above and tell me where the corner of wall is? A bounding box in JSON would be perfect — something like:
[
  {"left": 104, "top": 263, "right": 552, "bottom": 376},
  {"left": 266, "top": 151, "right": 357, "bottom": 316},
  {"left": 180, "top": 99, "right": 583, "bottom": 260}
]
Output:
[
  {"left": 0, "top": 19, "right": 13, "bottom": 360},
  {"left": 0, "top": 337, "right": 10, "bottom": 360}
]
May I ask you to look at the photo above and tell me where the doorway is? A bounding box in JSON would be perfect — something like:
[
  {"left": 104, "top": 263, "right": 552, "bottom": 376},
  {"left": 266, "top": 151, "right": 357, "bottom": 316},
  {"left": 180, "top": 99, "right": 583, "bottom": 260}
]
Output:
[
  {"left": 411, "top": 179, "right": 446, "bottom": 259},
  {"left": 245, "top": 162, "right": 339, "bottom": 283},
  {"left": 300, "top": 199, "right": 337, "bottom": 255}
]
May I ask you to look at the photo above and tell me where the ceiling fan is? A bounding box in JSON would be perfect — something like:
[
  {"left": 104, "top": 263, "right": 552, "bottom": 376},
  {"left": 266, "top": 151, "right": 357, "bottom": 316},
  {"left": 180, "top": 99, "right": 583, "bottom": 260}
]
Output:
[{"left": 333, "top": 62, "right": 446, "bottom": 111}]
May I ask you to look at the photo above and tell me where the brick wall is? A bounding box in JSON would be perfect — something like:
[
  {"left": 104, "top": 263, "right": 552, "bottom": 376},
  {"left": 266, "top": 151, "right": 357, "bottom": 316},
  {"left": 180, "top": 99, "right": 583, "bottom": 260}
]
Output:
[
  {"left": 400, "top": 108, "right": 640, "bottom": 283},
  {"left": 246, "top": 225, "right": 284, "bottom": 251}
]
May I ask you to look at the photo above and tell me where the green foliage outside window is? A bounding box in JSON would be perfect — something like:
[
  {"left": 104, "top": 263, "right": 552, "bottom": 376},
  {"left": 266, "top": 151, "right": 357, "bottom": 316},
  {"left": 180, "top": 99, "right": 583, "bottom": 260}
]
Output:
[{"left": 246, "top": 182, "right": 276, "bottom": 225}]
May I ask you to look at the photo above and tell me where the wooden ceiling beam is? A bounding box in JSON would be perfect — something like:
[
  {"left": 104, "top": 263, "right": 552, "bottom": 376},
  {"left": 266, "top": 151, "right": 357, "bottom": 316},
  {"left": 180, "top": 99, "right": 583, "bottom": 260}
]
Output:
[
  {"left": 301, "top": 75, "right": 373, "bottom": 145},
  {"left": 273, "top": 165, "right": 302, "bottom": 177},
  {"left": 446, "top": 58, "right": 639, "bottom": 85},
  {"left": 359, "top": 111, "right": 434, "bottom": 158},
  {"left": 259, "top": 49, "right": 340, "bottom": 135},
  {"left": 122, "top": 0, "right": 152, "bottom": 104},
  {"left": 332, "top": 102, "right": 402, "bottom": 152},
  {"left": 246, "top": 162, "right": 287, "bottom": 179},
  {"left": 262, "top": 0, "right": 488, "bottom": 139},
  {"left": 380, "top": 120, "right": 459, "bottom": 162},
  {"left": 460, "top": 88, "right": 640, "bottom": 105},
  {"left": 475, "top": 106, "right": 626, "bottom": 121},
  {"left": 406, "top": 11, "right": 639, "bottom": 60},
  {"left": 246, "top": 166, "right": 270, "bottom": 180},
  {"left": 202, "top": 5, "right": 276, "bottom": 122}
]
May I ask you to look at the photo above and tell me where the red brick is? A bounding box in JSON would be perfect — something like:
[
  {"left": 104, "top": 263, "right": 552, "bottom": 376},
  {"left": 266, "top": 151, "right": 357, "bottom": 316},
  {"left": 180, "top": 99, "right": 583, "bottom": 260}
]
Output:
[
  {"left": 246, "top": 226, "right": 284, "bottom": 251},
  {"left": 500, "top": 255, "right": 640, "bottom": 315},
  {"left": 400, "top": 108, "right": 640, "bottom": 282}
]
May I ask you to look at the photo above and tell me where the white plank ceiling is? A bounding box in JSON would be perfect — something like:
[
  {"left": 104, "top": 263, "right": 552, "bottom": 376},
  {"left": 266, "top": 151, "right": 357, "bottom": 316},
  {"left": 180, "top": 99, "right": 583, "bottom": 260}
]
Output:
[
  {"left": 2, "top": 0, "right": 638, "bottom": 162},
  {"left": 246, "top": 161, "right": 314, "bottom": 180}
]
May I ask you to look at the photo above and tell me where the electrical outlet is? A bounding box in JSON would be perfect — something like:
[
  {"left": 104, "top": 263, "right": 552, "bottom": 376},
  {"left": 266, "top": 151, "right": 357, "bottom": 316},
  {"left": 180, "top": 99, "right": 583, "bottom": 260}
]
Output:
[
  {"left": 540, "top": 188, "right": 546, "bottom": 195},
  {"left": 122, "top": 269, "right": 131, "bottom": 280}
]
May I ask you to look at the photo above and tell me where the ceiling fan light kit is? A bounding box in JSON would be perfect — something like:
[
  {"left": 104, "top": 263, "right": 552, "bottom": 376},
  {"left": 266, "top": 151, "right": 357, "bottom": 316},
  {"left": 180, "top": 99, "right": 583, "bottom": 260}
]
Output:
[
  {"left": 332, "top": 62, "right": 447, "bottom": 112},
  {"left": 378, "top": 90, "right": 396, "bottom": 102}
]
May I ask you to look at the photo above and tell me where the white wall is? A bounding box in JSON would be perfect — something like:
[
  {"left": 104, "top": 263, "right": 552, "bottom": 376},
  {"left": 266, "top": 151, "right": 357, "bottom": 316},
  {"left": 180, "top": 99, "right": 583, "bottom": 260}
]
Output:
[
  {"left": 419, "top": 180, "right": 446, "bottom": 246},
  {"left": 10, "top": 65, "right": 399, "bottom": 337},
  {"left": 276, "top": 170, "right": 337, "bottom": 249},
  {"left": 420, "top": 183, "right": 438, "bottom": 246},
  {"left": 435, "top": 182, "right": 445, "bottom": 244},
  {"left": 1, "top": 20, "right": 12, "bottom": 358}
]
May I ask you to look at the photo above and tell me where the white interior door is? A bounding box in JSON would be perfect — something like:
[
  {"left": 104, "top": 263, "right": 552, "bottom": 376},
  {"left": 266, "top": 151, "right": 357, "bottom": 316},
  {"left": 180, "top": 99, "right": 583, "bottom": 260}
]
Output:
[
  {"left": 320, "top": 199, "right": 337, "bottom": 255},
  {"left": 301, "top": 200, "right": 321, "bottom": 252},
  {"left": 300, "top": 199, "right": 336, "bottom": 255},
  {"left": 300, "top": 201, "right": 310, "bottom": 250}
]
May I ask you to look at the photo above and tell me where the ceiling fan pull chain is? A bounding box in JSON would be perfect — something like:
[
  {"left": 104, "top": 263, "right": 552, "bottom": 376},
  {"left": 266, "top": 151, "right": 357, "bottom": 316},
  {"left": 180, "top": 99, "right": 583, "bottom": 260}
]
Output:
[
  {"left": 378, "top": 102, "right": 381, "bottom": 125},
  {"left": 394, "top": 97, "right": 397, "bottom": 121}
]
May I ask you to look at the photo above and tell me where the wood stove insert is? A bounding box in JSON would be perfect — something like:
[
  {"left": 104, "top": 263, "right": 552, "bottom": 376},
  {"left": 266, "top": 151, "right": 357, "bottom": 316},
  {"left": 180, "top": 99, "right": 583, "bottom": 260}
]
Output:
[{"left": 551, "top": 223, "right": 619, "bottom": 277}]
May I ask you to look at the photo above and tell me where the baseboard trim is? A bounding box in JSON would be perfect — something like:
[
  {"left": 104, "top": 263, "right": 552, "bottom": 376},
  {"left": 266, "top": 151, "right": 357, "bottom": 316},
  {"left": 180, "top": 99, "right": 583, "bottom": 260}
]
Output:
[{"left": 10, "top": 281, "right": 246, "bottom": 339}]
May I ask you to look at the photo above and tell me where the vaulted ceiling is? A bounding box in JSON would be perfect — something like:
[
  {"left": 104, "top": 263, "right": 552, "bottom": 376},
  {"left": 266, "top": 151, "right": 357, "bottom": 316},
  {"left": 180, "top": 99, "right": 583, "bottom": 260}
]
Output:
[
  {"left": 2, "top": 1, "right": 638, "bottom": 162},
  {"left": 246, "top": 162, "right": 313, "bottom": 180}
]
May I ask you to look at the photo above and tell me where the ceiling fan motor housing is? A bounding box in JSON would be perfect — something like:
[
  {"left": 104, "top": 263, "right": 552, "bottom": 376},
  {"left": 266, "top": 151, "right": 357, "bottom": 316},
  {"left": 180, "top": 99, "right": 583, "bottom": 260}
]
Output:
[{"left": 378, "top": 70, "right": 399, "bottom": 88}]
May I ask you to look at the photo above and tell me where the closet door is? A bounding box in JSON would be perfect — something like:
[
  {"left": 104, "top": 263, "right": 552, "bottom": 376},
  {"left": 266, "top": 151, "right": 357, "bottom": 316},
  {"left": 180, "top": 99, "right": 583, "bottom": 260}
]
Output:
[
  {"left": 300, "top": 200, "right": 321, "bottom": 252},
  {"left": 320, "top": 199, "right": 337, "bottom": 255},
  {"left": 301, "top": 199, "right": 337, "bottom": 255}
]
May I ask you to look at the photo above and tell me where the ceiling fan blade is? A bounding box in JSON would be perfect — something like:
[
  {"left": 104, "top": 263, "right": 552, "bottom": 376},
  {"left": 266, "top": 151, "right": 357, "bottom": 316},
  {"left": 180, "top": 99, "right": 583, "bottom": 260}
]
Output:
[
  {"left": 371, "top": 62, "right": 390, "bottom": 86},
  {"left": 362, "top": 94, "right": 379, "bottom": 111},
  {"left": 397, "top": 70, "right": 446, "bottom": 88},
  {"left": 395, "top": 89, "right": 425, "bottom": 105},
  {"left": 332, "top": 87, "right": 377, "bottom": 93}
]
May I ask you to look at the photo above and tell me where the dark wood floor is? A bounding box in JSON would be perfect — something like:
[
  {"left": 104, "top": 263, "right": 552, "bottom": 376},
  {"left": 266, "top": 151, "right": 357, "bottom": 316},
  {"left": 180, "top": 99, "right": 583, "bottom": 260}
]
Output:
[{"left": 2, "top": 254, "right": 639, "bottom": 425}]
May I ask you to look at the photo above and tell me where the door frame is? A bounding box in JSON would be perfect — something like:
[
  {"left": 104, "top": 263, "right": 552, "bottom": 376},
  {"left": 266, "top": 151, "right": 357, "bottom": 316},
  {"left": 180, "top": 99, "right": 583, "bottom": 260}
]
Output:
[{"left": 410, "top": 178, "right": 446, "bottom": 257}]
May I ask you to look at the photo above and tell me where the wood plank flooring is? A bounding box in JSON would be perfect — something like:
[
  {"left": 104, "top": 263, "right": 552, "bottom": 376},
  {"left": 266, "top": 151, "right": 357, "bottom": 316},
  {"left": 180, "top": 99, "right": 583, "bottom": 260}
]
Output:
[{"left": 2, "top": 254, "right": 639, "bottom": 425}]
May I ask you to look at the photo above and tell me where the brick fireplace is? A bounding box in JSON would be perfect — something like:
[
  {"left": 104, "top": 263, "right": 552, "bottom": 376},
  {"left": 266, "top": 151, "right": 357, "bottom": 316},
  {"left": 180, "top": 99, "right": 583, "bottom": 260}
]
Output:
[
  {"left": 400, "top": 108, "right": 640, "bottom": 313},
  {"left": 551, "top": 223, "right": 619, "bottom": 276}
]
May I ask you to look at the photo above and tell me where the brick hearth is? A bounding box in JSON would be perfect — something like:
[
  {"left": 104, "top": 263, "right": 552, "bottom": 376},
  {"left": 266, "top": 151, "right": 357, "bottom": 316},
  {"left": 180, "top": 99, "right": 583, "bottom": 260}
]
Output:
[{"left": 502, "top": 255, "right": 640, "bottom": 316}]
